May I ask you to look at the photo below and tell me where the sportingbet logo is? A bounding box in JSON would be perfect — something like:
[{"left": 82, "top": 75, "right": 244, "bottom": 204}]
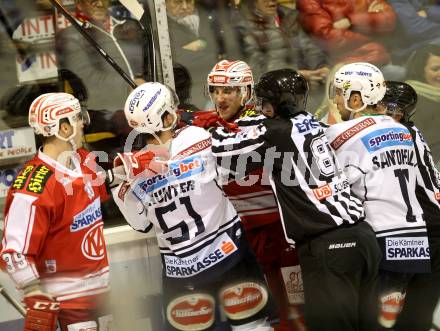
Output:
[
  {"left": 139, "top": 155, "right": 204, "bottom": 193},
  {"left": 362, "top": 128, "right": 413, "bottom": 152},
  {"left": 71, "top": 198, "right": 102, "bottom": 232}
]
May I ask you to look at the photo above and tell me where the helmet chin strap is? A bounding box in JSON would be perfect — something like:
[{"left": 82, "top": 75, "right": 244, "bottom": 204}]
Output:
[
  {"left": 149, "top": 112, "right": 178, "bottom": 150},
  {"left": 54, "top": 116, "right": 79, "bottom": 152},
  {"left": 344, "top": 99, "right": 367, "bottom": 120},
  {"left": 68, "top": 138, "right": 77, "bottom": 152},
  {"left": 349, "top": 111, "right": 356, "bottom": 120},
  {"left": 240, "top": 86, "right": 250, "bottom": 106}
]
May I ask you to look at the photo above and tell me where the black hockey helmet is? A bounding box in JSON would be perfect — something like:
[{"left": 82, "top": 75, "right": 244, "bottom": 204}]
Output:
[
  {"left": 382, "top": 81, "right": 418, "bottom": 124},
  {"left": 255, "top": 69, "right": 309, "bottom": 118}
]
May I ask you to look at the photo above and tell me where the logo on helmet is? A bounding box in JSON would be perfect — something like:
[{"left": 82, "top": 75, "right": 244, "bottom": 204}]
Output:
[
  {"left": 355, "top": 71, "right": 372, "bottom": 77},
  {"left": 211, "top": 75, "right": 227, "bottom": 84},
  {"left": 143, "top": 89, "right": 162, "bottom": 113},
  {"left": 55, "top": 107, "right": 74, "bottom": 117},
  {"left": 342, "top": 81, "right": 351, "bottom": 90},
  {"left": 128, "top": 90, "right": 146, "bottom": 114}
]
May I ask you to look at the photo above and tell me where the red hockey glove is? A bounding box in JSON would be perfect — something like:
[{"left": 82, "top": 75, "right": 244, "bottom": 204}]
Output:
[
  {"left": 216, "top": 117, "right": 240, "bottom": 133},
  {"left": 192, "top": 112, "right": 240, "bottom": 133},
  {"left": 114, "top": 149, "right": 169, "bottom": 180},
  {"left": 192, "top": 112, "right": 220, "bottom": 129},
  {"left": 23, "top": 291, "right": 60, "bottom": 331}
]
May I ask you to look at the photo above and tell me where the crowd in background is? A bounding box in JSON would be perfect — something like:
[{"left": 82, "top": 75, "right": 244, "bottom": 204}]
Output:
[
  {"left": 165, "top": 0, "right": 440, "bottom": 164},
  {"left": 0, "top": 0, "right": 439, "bottom": 163},
  {"left": 0, "top": 1, "right": 439, "bottom": 330}
]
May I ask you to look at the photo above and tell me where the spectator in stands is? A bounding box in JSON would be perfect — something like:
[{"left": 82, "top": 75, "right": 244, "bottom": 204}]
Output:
[
  {"left": 235, "top": 0, "right": 329, "bottom": 83},
  {"left": 235, "top": 0, "right": 329, "bottom": 111},
  {"left": 165, "top": 0, "right": 221, "bottom": 107},
  {"left": 296, "top": 0, "right": 396, "bottom": 66},
  {"left": 387, "top": 0, "right": 440, "bottom": 64},
  {"left": 173, "top": 62, "right": 198, "bottom": 111},
  {"left": 405, "top": 43, "right": 440, "bottom": 165},
  {"left": 56, "top": 0, "right": 146, "bottom": 113}
]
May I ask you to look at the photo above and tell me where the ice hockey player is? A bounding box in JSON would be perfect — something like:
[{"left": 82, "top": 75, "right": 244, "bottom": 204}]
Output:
[
  {"left": 198, "top": 59, "right": 304, "bottom": 330},
  {"left": 325, "top": 63, "right": 431, "bottom": 329},
  {"left": 379, "top": 81, "right": 440, "bottom": 331},
  {"left": 0, "top": 93, "right": 112, "bottom": 331},
  {"left": 111, "top": 82, "right": 275, "bottom": 331}
]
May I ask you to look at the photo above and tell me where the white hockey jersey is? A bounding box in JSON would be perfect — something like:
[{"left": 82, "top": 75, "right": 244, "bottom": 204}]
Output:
[
  {"left": 112, "top": 126, "right": 243, "bottom": 280},
  {"left": 325, "top": 115, "right": 430, "bottom": 273}
]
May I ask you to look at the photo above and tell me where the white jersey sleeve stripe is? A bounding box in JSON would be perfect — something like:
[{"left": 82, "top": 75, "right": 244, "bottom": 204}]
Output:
[
  {"left": 23, "top": 205, "right": 36, "bottom": 254},
  {"left": 3, "top": 193, "right": 38, "bottom": 254}
]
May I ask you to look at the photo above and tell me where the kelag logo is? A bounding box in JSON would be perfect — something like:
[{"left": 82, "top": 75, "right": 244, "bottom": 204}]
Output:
[
  {"left": 137, "top": 155, "right": 204, "bottom": 195},
  {"left": 361, "top": 128, "right": 413, "bottom": 152}
]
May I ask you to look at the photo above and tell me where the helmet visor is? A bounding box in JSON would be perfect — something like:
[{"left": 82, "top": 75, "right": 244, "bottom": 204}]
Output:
[
  {"left": 385, "top": 102, "right": 404, "bottom": 120},
  {"left": 328, "top": 82, "right": 337, "bottom": 100},
  {"left": 76, "top": 109, "right": 91, "bottom": 126},
  {"left": 256, "top": 96, "right": 275, "bottom": 118},
  {"left": 208, "top": 85, "right": 241, "bottom": 100}
]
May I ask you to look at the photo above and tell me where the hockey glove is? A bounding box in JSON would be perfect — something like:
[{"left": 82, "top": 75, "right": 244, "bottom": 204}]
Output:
[
  {"left": 192, "top": 111, "right": 220, "bottom": 129},
  {"left": 114, "top": 149, "right": 169, "bottom": 180},
  {"left": 23, "top": 287, "right": 60, "bottom": 331},
  {"left": 192, "top": 112, "right": 240, "bottom": 133}
]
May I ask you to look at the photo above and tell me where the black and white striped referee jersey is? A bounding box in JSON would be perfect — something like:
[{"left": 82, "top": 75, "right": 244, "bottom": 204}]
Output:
[{"left": 211, "top": 113, "right": 365, "bottom": 246}]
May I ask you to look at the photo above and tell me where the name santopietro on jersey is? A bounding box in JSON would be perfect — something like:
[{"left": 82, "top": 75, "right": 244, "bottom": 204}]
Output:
[
  {"left": 325, "top": 115, "right": 430, "bottom": 272},
  {"left": 112, "top": 126, "right": 242, "bottom": 280},
  {"left": 211, "top": 114, "right": 364, "bottom": 246}
]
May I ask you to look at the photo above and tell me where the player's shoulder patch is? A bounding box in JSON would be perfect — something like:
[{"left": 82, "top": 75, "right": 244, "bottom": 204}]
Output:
[
  {"left": 330, "top": 117, "right": 376, "bottom": 150},
  {"left": 25, "top": 164, "right": 53, "bottom": 194},
  {"left": 238, "top": 106, "right": 258, "bottom": 119},
  {"left": 11, "top": 164, "right": 36, "bottom": 191}
]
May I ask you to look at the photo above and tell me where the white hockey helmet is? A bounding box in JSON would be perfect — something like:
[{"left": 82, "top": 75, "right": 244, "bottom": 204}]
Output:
[
  {"left": 124, "top": 82, "right": 178, "bottom": 134},
  {"left": 29, "top": 92, "right": 89, "bottom": 142},
  {"left": 330, "top": 62, "right": 386, "bottom": 113},
  {"left": 207, "top": 60, "right": 254, "bottom": 104}
]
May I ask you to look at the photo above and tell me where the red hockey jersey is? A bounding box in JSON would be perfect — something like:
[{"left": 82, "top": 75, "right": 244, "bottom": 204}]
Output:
[
  {"left": 1, "top": 149, "right": 109, "bottom": 309},
  {"left": 189, "top": 106, "right": 280, "bottom": 229}
]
